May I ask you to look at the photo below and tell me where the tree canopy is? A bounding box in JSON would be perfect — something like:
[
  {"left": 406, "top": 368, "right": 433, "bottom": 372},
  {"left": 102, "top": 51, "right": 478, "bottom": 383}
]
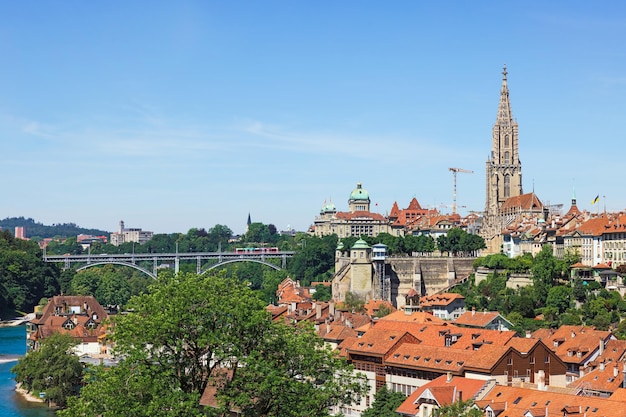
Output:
[
  {"left": 61, "top": 271, "right": 366, "bottom": 416},
  {"left": 12, "top": 332, "right": 83, "bottom": 407}
]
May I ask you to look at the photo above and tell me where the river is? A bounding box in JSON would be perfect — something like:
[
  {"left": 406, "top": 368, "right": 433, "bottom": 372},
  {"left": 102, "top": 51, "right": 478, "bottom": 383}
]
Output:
[{"left": 0, "top": 325, "right": 56, "bottom": 417}]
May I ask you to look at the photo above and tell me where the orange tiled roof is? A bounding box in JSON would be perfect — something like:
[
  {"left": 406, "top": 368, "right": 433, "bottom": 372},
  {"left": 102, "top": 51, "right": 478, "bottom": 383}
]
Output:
[
  {"left": 420, "top": 293, "right": 465, "bottom": 308},
  {"left": 454, "top": 310, "right": 503, "bottom": 328},
  {"left": 397, "top": 375, "right": 489, "bottom": 415},
  {"left": 378, "top": 310, "right": 444, "bottom": 324},
  {"left": 363, "top": 299, "right": 396, "bottom": 318},
  {"left": 532, "top": 325, "right": 612, "bottom": 365},
  {"left": 344, "top": 329, "right": 420, "bottom": 356},
  {"left": 476, "top": 384, "right": 626, "bottom": 416},
  {"left": 500, "top": 192, "right": 543, "bottom": 212},
  {"left": 567, "top": 362, "right": 624, "bottom": 393},
  {"left": 335, "top": 211, "right": 387, "bottom": 221}
]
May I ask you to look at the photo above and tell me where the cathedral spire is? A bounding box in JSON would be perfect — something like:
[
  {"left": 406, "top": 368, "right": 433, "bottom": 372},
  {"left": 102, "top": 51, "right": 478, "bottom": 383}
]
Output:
[{"left": 496, "top": 64, "right": 513, "bottom": 124}]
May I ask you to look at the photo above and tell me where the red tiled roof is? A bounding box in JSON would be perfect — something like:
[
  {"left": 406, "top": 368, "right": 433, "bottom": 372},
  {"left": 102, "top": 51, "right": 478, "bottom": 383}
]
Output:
[
  {"left": 454, "top": 310, "right": 502, "bottom": 328},
  {"left": 397, "top": 375, "right": 489, "bottom": 415},
  {"left": 335, "top": 211, "right": 387, "bottom": 221},
  {"left": 420, "top": 293, "right": 465, "bottom": 307},
  {"left": 476, "top": 384, "right": 626, "bottom": 416},
  {"left": 499, "top": 192, "right": 543, "bottom": 212},
  {"left": 531, "top": 325, "right": 612, "bottom": 365}
]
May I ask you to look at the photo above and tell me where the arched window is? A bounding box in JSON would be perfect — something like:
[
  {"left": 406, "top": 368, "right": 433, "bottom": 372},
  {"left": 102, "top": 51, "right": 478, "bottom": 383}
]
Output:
[
  {"left": 504, "top": 175, "right": 510, "bottom": 198},
  {"left": 504, "top": 135, "right": 509, "bottom": 147},
  {"left": 504, "top": 151, "right": 510, "bottom": 164}
]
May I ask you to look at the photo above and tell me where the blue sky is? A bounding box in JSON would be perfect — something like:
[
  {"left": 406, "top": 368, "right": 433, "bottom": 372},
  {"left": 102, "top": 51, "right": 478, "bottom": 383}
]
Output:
[{"left": 1, "top": 2, "right": 625, "bottom": 235}]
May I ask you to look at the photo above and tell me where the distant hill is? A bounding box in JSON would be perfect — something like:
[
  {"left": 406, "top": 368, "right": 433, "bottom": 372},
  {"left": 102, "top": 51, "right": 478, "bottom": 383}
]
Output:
[{"left": 0, "top": 217, "right": 110, "bottom": 239}]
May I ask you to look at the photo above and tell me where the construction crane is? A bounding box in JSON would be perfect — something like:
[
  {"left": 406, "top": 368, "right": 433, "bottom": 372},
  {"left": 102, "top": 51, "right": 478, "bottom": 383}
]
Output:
[{"left": 448, "top": 167, "right": 474, "bottom": 214}]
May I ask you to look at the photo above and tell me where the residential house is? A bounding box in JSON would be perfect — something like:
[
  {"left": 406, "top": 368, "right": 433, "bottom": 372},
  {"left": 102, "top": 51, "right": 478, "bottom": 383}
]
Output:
[
  {"left": 396, "top": 374, "right": 495, "bottom": 417},
  {"left": 27, "top": 295, "right": 109, "bottom": 356},
  {"left": 532, "top": 325, "right": 614, "bottom": 384},
  {"left": 454, "top": 308, "right": 513, "bottom": 331},
  {"left": 419, "top": 293, "right": 466, "bottom": 320}
]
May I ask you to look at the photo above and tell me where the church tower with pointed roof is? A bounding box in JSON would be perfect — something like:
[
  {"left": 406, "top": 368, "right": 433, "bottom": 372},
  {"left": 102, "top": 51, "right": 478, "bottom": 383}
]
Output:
[
  {"left": 483, "top": 66, "right": 524, "bottom": 251},
  {"left": 486, "top": 65, "right": 523, "bottom": 215}
]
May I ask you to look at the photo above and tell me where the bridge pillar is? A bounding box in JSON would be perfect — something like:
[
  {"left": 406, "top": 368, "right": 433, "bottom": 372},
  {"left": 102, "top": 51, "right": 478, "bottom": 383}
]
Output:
[{"left": 175, "top": 256, "right": 180, "bottom": 274}]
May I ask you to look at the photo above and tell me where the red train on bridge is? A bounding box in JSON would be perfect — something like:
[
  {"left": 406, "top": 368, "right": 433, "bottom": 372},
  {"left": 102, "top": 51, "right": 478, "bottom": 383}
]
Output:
[{"left": 234, "top": 247, "right": 279, "bottom": 254}]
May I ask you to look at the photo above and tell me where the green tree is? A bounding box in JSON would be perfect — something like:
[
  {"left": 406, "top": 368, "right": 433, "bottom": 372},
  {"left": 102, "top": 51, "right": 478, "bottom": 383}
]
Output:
[
  {"left": 288, "top": 235, "right": 337, "bottom": 285},
  {"left": 312, "top": 283, "right": 332, "bottom": 302},
  {"left": 216, "top": 322, "right": 367, "bottom": 417},
  {"left": 0, "top": 230, "right": 60, "bottom": 314},
  {"left": 344, "top": 291, "right": 366, "bottom": 313},
  {"left": 531, "top": 245, "right": 559, "bottom": 307},
  {"left": 60, "top": 361, "right": 202, "bottom": 417},
  {"left": 546, "top": 285, "right": 572, "bottom": 315},
  {"left": 12, "top": 332, "right": 83, "bottom": 407},
  {"left": 62, "top": 271, "right": 366, "bottom": 416},
  {"left": 361, "top": 385, "right": 405, "bottom": 417}
]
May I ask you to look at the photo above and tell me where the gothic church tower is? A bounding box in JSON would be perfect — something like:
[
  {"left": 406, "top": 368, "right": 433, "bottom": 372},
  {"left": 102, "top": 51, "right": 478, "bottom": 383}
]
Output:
[{"left": 483, "top": 66, "right": 523, "bottom": 248}]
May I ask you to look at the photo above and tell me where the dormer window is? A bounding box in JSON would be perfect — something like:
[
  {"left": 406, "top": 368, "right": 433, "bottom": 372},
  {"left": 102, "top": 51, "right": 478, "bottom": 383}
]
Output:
[{"left": 63, "top": 319, "right": 75, "bottom": 330}]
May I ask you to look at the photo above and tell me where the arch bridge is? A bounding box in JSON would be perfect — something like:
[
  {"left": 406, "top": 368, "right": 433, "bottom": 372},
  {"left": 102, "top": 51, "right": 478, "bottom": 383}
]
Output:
[{"left": 44, "top": 250, "right": 294, "bottom": 280}]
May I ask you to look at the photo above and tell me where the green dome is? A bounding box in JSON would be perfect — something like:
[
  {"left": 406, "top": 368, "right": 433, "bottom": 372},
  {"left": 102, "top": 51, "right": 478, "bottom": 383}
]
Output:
[
  {"left": 351, "top": 238, "right": 370, "bottom": 249},
  {"left": 336, "top": 241, "right": 344, "bottom": 250},
  {"left": 349, "top": 182, "right": 370, "bottom": 201},
  {"left": 320, "top": 202, "right": 336, "bottom": 213}
]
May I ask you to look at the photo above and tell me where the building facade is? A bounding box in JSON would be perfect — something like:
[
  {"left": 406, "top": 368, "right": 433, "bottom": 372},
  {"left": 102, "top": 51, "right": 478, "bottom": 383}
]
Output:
[
  {"left": 110, "top": 220, "right": 154, "bottom": 246},
  {"left": 312, "top": 183, "right": 394, "bottom": 238}
]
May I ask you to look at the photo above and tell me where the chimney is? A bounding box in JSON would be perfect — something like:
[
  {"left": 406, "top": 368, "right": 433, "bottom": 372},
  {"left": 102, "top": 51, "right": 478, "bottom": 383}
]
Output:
[
  {"left": 622, "top": 363, "right": 626, "bottom": 389},
  {"left": 571, "top": 330, "right": 576, "bottom": 338},
  {"left": 329, "top": 301, "right": 335, "bottom": 318},
  {"left": 446, "top": 372, "right": 453, "bottom": 383},
  {"left": 600, "top": 362, "right": 605, "bottom": 371},
  {"left": 537, "top": 370, "right": 545, "bottom": 391},
  {"left": 614, "top": 365, "right": 619, "bottom": 378},
  {"left": 472, "top": 307, "right": 476, "bottom": 316},
  {"left": 599, "top": 338, "right": 605, "bottom": 356},
  {"left": 316, "top": 303, "right": 322, "bottom": 320},
  {"left": 525, "top": 330, "right": 531, "bottom": 338}
]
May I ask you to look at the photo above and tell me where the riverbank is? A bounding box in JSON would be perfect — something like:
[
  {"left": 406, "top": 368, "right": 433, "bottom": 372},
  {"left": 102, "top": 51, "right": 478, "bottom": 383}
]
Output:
[
  {"left": 15, "top": 384, "right": 45, "bottom": 404},
  {"left": 0, "top": 313, "right": 35, "bottom": 328}
]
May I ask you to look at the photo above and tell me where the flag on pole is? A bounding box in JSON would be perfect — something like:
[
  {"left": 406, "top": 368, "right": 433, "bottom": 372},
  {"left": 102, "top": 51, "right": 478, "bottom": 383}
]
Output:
[{"left": 592, "top": 195, "right": 599, "bottom": 205}]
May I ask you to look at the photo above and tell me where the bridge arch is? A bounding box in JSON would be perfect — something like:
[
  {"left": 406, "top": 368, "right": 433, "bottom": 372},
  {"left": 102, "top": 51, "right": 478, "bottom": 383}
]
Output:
[
  {"left": 75, "top": 261, "right": 157, "bottom": 280},
  {"left": 199, "top": 258, "right": 282, "bottom": 275}
]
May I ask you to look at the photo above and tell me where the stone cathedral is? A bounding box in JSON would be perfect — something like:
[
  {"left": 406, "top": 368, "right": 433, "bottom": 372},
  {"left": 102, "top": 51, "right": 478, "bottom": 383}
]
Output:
[{"left": 482, "top": 65, "right": 524, "bottom": 253}]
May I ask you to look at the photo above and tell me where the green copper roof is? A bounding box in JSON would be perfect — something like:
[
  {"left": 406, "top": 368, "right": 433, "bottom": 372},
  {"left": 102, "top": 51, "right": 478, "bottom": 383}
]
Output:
[
  {"left": 351, "top": 238, "right": 370, "bottom": 249},
  {"left": 336, "top": 241, "right": 344, "bottom": 250},
  {"left": 349, "top": 182, "right": 370, "bottom": 201}
]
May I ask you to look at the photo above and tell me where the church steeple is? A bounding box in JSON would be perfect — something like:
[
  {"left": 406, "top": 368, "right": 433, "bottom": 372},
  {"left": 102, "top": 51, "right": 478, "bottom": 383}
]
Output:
[
  {"left": 485, "top": 65, "right": 523, "bottom": 217},
  {"left": 482, "top": 66, "right": 524, "bottom": 252}
]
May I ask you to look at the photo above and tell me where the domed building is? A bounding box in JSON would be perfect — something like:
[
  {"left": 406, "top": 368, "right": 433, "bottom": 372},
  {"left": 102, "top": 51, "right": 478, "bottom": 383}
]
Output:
[{"left": 312, "top": 183, "right": 395, "bottom": 238}]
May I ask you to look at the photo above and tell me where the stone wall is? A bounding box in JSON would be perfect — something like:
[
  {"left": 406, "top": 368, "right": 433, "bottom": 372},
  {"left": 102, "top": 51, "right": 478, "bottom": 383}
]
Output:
[{"left": 333, "top": 256, "right": 476, "bottom": 309}]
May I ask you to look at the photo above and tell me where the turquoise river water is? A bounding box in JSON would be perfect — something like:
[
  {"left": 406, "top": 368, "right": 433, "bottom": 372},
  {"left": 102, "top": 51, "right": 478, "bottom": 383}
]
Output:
[{"left": 0, "top": 325, "right": 56, "bottom": 416}]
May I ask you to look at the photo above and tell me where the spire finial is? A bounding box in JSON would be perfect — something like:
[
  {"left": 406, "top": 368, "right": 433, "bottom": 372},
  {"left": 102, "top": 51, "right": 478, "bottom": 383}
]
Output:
[{"left": 503, "top": 64, "right": 507, "bottom": 80}]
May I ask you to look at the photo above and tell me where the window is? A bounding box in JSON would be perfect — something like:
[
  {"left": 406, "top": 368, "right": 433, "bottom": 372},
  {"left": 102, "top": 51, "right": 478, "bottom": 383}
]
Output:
[
  {"left": 530, "top": 356, "right": 535, "bottom": 364},
  {"left": 504, "top": 135, "right": 509, "bottom": 147},
  {"left": 507, "top": 357, "right": 512, "bottom": 365},
  {"left": 504, "top": 151, "right": 510, "bottom": 164},
  {"left": 504, "top": 175, "right": 510, "bottom": 198}
]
